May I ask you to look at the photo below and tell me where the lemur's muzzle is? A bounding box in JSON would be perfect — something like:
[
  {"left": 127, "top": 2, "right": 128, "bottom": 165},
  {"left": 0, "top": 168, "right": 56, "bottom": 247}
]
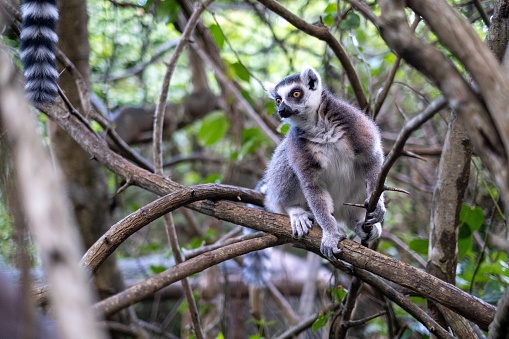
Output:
[{"left": 277, "top": 103, "right": 296, "bottom": 118}]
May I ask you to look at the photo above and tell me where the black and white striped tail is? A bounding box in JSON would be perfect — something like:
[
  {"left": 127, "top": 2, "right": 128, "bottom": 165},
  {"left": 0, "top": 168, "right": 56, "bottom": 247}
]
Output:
[{"left": 20, "top": 0, "right": 59, "bottom": 105}]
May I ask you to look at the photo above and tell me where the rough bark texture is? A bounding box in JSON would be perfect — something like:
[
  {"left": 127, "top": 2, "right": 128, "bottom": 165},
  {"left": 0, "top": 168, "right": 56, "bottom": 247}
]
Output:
[
  {"left": 427, "top": 111, "right": 472, "bottom": 336},
  {"left": 485, "top": 1, "right": 509, "bottom": 338},
  {"left": 52, "top": 0, "right": 123, "bottom": 300}
]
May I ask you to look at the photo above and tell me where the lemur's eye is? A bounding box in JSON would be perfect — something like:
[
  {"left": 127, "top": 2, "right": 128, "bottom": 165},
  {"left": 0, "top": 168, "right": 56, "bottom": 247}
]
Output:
[
  {"left": 292, "top": 91, "right": 301, "bottom": 98},
  {"left": 275, "top": 98, "right": 282, "bottom": 105}
]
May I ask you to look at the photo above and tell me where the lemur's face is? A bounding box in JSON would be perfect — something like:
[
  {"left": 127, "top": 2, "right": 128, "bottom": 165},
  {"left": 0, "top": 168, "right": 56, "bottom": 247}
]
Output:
[{"left": 266, "top": 67, "right": 322, "bottom": 123}]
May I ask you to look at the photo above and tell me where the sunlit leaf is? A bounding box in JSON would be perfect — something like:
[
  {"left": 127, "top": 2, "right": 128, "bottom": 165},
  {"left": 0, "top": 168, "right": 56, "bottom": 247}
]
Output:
[
  {"left": 312, "top": 311, "right": 330, "bottom": 333},
  {"left": 408, "top": 238, "right": 428, "bottom": 255},
  {"left": 323, "top": 14, "right": 335, "bottom": 26},
  {"left": 324, "top": 3, "right": 337, "bottom": 14},
  {"left": 150, "top": 264, "right": 166, "bottom": 274},
  {"left": 197, "top": 111, "right": 230, "bottom": 146},
  {"left": 278, "top": 122, "right": 291, "bottom": 135},
  {"left": 209, "top": 23, "right": 225, "bottom": 49},
  {"left": 232, "top": 62, "right": 251, "bottom": 82}
]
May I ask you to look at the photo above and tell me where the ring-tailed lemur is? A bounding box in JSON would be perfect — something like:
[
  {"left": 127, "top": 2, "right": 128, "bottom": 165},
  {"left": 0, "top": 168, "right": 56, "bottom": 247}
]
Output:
[
  {"left": 264, "top": 66, "right": 385, "bottom": 260},
  {"left": 20, "top": 0, "right": 59, "bottom": 104}
]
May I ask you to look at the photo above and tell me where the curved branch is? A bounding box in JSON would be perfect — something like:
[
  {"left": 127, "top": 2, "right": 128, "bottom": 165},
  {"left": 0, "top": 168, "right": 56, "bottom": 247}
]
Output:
[
  {"left": 81, "top": 184, "right": 264, "bottom": 273},
  {"left": 257, "top": 0, "right": 368, "bottom": 111},
  {"left": 94, "top": 235, "right": 281, "bottom": 317}
]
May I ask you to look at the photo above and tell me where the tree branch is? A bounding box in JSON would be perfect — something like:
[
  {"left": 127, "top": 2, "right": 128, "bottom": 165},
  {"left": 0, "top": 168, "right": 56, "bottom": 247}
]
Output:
[
  {"left": 257, "top": 0, "right": 369, "bottom": 111},
  {"left": 94, "top": 235, "right": 281, "bottom": 317}
]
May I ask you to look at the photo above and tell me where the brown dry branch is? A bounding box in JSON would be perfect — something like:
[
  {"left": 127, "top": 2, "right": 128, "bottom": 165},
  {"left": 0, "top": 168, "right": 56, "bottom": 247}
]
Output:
[
  {"left": 94, "top": 235, "right": 281, "bottom": 317},
  {"left": 153, "top": 0, "right": 214, "bottom": 173},
  {"left": 353, "top": 268, "right": 455, "bottom": 339},
  {"left": 81, "top": 184, "right": 263, "bottom": 273},
  {"left": 372, "top": 13, "right": 420, "bottom": 119},
  {"left": 38, "top": 98, "right": 496, "bottom": 330},
  {"left": 257, "top": 0, "right": 368, "bottom": 111},
  {"left": 364, "top": 97, "right": 447, "bottom": 231}
]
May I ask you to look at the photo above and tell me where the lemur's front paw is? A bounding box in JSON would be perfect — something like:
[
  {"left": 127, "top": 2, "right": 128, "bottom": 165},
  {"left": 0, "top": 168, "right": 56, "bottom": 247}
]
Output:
[
  {"left": 364, "top": 200, "right": 386, "bottom": 226},
  {"left": 320, "top": 231, "right": 346, "bottom": 260},
  {"left": 355, "top": 222, "right": 382, "bottom": 242},
  {"left": 288, "top": 208, "right": 313, "bottom": 238}
]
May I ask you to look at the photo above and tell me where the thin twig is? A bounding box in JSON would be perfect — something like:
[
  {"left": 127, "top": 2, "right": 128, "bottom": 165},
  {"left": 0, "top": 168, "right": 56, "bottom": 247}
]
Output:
[
  {"left": 273, "top": 303, "right": 342, "bottom": 339},
  {"left": 257, "top": 0, "right": 369, "bottom": 111},
  {"left": 190, "top": 42, "right": 280, "bottom": 145},
  {"left": 152, "top": 2, "right": 214, "bottom": 338},
  {"left": 472, "top": 0, "right": 491, "bottom": 27},
  {"left": 363, "top": 97, "right": 447, "bottom": 232},
  {"left": 336, "top": 277, "right": 363, "bottom": 338},
  {"left": 351, "top": 267, "right": 455, "bottom": 339},
  {"left": 94, "top": 235, "right": 281, "bottom": 317}
]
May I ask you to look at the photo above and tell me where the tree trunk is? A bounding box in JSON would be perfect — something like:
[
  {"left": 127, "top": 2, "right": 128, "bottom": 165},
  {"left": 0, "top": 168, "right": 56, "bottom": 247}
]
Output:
[{"left": 52, "top": 0, "right": 122, "bottom": 301}]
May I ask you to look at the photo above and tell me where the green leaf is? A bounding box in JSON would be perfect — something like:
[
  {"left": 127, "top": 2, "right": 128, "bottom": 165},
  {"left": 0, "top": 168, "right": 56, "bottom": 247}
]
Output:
[
  {"left": 239, "top": 127, "right": 270, "bottom": 156},
  {"left": 457, "top": 236, "right": 472, "bottom": 259},
  {"left": 459, "top": 204, "right": 484, "bottom": 234},
  {"left": 265, "top": 100, "right": 276, "bottom": 115},
  {"left": 197, "top": 111, "right": 230, "bottom": 146},
  {"left": 323, "top": 14, "right": 335, "bottom": 26},
  {"left": 232, "top": 62, "right": 250, "bottom": 82},
  {"left": 340, "top": 13, "right": 361, "bottom": 30},
  {"left": 328, "top": 285, "right": 347, "bottom": 302},
  {"left": 150, "top": 264, "right": 167, "bottom": 274},
  {"left": 90, "top": 120, "right": 103, "bottom": 133},
  {"left": 203, "top": 173, "right": 222, "bottom": 184},
  {"left": 278, "top": 122, "right": 291, "bottom": 135},
  {"left": 209, "top": 23, "right": 225, "bottom": 50},
  {"left": 312, "top": 311, "right": 330, "bottom": 333},
  {"left": 408, "top": 238, "right": 428, "bottom": 255},
  {"left": 324, "top": 3, "right": 337, "bottom": 14}
]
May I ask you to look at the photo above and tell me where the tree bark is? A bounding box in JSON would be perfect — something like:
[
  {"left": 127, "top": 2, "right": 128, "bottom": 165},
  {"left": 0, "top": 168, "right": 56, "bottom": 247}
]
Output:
[
  {"left": 52, "top": 0, "right": 123, "bottom": 301},
  {"left": 427, "top": 111, "right": 472, "bottom": 337}
]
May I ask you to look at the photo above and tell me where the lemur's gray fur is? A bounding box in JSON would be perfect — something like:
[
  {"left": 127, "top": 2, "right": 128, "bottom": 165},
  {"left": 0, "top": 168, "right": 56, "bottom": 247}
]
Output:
[{"left": 263, "top": 66, "right": 385, "bottom": 260}]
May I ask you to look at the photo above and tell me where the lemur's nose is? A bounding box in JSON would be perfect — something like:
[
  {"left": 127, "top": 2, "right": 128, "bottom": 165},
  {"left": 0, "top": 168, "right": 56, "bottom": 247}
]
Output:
[{"left": 278, "top": 103, "right": 293, "bottom": 118}]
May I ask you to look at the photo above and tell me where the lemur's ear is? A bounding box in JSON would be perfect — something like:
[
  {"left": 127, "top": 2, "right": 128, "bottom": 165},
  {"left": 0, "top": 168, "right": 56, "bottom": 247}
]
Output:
[
  {"left": 264, "top": 82, "right": 277, "bottom": 99},
  {"left": 300, "top": 65, "right": 321, "bottom": 91}
]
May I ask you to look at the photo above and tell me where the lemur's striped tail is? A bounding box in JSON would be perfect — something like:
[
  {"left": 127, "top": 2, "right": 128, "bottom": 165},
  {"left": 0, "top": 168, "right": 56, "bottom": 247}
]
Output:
[{"left": 20, "top": 0, "right": 59, "bottom": 105}]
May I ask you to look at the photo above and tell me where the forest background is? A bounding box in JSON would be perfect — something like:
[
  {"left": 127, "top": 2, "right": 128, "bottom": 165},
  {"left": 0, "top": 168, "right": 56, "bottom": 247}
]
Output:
[{"left": 1, "top": 0, "right": 509, "bottom": 338}]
